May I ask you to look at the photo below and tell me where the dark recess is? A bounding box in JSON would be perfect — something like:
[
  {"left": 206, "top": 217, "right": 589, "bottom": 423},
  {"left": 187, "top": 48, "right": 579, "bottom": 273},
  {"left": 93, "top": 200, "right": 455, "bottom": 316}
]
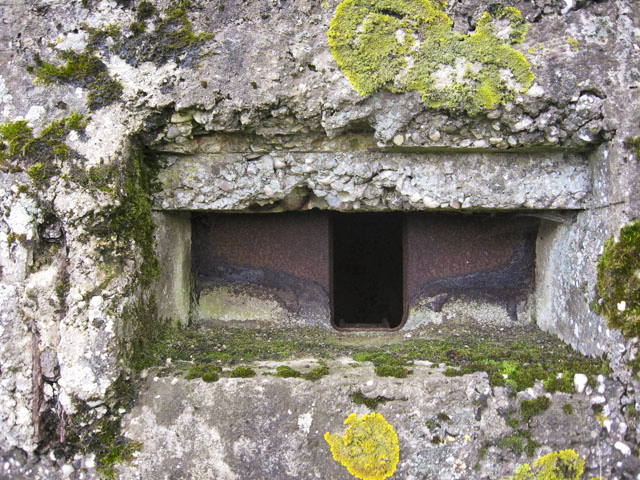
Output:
[{"left": 332, "top": 212, "right": 404, "bottom": 329}]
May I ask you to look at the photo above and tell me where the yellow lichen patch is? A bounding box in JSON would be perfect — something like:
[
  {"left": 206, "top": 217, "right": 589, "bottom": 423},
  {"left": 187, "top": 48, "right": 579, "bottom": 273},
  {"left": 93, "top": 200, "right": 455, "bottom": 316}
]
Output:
[
  {"left": 328, "top": 0, "right": 534, "bottom": 115},
  {"left": 325, "top": 412, "right": 400, "bottom": 480},
  {"left": 501, "top": 449, "right": 586, "bottom": 480}
]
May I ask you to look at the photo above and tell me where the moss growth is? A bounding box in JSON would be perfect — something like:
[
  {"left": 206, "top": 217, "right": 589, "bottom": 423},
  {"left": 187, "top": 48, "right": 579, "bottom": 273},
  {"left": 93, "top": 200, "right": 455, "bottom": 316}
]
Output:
[
  {"left": 563, "top": 403, "right": 574, "bottom": 415},
  {"left": 185, "top": 363, "right": 221, "bottom": 381},
  {"left": 137, "top": 324, "right": 607, "bottom": 394},
  {"left": 328, "top": 0, "right": 534, "bottom": 115},
  {"left": 93, "top": 145, "right": 160, "bottom": 293},
  {"left": 627, "top": 135, "right": 640, "bottom": 162},
  {"left": 507, "top": 416, "right": 520, "bottom": 428},
  {"left": 230, "top": 366, "right": 256, "bottom": 378},
  {"left": 0, "top": 120, "right": 33, "bottom": 161},
  {"left": 436, "top": 412, "right": 451, "bottom": 422},
  {"left": 498, "top": 429, "right": 539, "bottom": 457},
  {"left": 136, "top": 1, "right": 157, "bottom": 21},
  {"left": 520, "top": 396, "right": 551, "bottom": 424},
  {"left": 351, "top": 390, "right": 390, "bottom": 410},
  {"left": 274, "top": 365, "right": 302, "bottom": 378},
  {"left": 6, "top": 232, "right": 26, "bottom": 248},
  {"left": 593, "top": 220, "right": 640, "bottom": 339},
  {"left": 353, "top": 352, "right": 411, "bottom": 378},
  {"left": 325, "top": 412, "right": 399, "bottom": 480},
  {"left": 123, "top": 294, "right": 167, "bottom": 372},
  {"left": 64, "top": 112, "right": 90, "bottom": 131},
  {"left": 502, "top": 449, "right": 585, "bottom": 480},
  {"left": 273, "top": 364, "right": 329, "bottom": 381},
  {"left": 31, "top": 51, "right": 123, "bottom": 111},
  {"left": 89, "top": 0, "right": 212, "bottom": 67},
  {"left": 304, "top": 365, "right": 330, "bottom": 381},
  {"left": 62, "top": 376, "right": 142, "bottom": 480},
  {"left": 0, "top": 115, "right": 88, "bottom": 183},
  {"left": 98, "top": 436, "right": 143, "bottom": 479},
  {"left": 201, "top": 371, "right": 219, "bottom": 382}
]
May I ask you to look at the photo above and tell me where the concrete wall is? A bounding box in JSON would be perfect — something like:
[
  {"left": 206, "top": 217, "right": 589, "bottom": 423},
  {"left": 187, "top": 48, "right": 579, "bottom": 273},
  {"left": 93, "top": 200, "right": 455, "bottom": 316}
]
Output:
[{"left": 152, "top": 211, "right": 192, "bottom": 327}]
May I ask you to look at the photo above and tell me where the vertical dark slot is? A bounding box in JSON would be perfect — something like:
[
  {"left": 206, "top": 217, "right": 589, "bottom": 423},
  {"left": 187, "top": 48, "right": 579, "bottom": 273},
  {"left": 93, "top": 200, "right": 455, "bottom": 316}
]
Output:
[{"left": 332, "top": 212, "right": 404, "bottom": 329}]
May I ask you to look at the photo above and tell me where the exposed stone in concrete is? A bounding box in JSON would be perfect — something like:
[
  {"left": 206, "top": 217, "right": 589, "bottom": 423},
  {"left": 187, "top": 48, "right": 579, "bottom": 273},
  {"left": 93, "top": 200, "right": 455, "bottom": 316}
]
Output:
[
  {"left": 0, "top": 0, "right": 638, "bottom": 475},
  {"left": 155, "top": 150, "right": 592, "bottom": 211},
  {"left": 118, "top": 360, "right": 626, "bottom": 480}
]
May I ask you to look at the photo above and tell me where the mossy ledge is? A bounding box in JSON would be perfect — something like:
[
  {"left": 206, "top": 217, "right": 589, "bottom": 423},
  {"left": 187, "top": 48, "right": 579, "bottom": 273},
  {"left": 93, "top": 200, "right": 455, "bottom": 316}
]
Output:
[
  {"left": 136, "top": 323, "right": 608, "bottom": 395},
  {"left": 328, "top": 0, "right": 534, "bottom": 115}
]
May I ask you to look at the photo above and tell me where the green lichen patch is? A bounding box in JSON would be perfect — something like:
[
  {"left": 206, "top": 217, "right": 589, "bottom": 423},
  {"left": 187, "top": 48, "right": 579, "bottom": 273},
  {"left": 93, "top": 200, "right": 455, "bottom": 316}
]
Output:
[
  {"left": 328, "top": 0, "right": 534, "bottom": 115},
  {"left": 520, "top": 396, "right": 551, "bottom": 424},
  {"left": 351, "top": 390, "right": 391, "bottom": 410},
  {"left": 593, "top": 220, "right": 640, "bottom": 340},
  {"left": 31, "top": 51, "right": 123, "bottom": 111}
]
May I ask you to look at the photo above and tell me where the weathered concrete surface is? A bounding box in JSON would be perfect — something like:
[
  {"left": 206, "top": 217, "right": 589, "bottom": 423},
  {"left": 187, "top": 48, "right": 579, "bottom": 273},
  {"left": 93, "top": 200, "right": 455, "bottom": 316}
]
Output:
[
  {"left": 0, "top": 0, "right": 637, "bottom": 473},
  {"left": 152, "top": 211, "right": 191, "bottom": 327},
  {"left": 154, "top": 151, "right": 592, "bottom": 211},
  {"left": 118, "top": 361, "right": 634, "bottom": 480}
]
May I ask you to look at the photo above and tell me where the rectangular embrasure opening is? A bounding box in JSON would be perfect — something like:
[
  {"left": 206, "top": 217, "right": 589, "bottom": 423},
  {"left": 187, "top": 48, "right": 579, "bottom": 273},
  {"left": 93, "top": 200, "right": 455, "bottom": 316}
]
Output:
[
  {"left": 187, "top": 210, "right": 548, "bottom": 330},
  {"left": 331, "top": 212, "right": 404, "bottom": 330}
]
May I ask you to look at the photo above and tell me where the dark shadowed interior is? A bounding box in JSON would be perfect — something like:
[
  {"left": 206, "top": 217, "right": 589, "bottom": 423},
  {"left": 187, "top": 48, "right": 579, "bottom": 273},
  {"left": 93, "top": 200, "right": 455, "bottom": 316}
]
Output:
[{"left": 331, "top": 212, "right": 404, "bottom": 329}]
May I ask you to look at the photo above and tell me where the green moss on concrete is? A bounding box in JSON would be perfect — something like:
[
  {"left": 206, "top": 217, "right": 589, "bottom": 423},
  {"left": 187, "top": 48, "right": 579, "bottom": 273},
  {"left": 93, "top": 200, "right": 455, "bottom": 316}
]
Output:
[
  {"left": 593, "top": 220, "right": 640, "bottom": 339},
  {"left": 230, "top": 366, "right": 256, "bottom": 378},
  {"left": 185, "top": 363, "right": 221, "bottom": 381},
  {"left": 498, "top": 428, "right": 539, "bottom": 457},
  {"left": 353, "top": 352, "right": 412, "bottom": 378},
  {"left": 520, "top": 396, "right": 550, "bottom": 424},
  {"left": 137, "top": 324, "right": 607, "bottom": 393},
  {"left": 273, "top": 364, "right": 329, "bottom": 381},
  {"left": 0, "top": 115, "right": 88, "bottom": 183},
  {"left": 506, "top": 416, "right": 520, "bottom": 429},
  {"left": 88, "top": 0, "right": 212, "bottom": 67},
  {"left": 99, "top": 146, "right": 160, "bottom": 289},
  {"left": 0, "top": 120, "right": 33, "bottom": 162},
  {"left": 351, "top": 390, "right": 390, "bottom": 410},
  {"left": 563, "top": 403, "right": 574, "bottom": 415},
  {"left": 62, "top": 376, "right": 142, "bottom": 480},
  {"left": 328, "top": 0, "right": 534, "bottom": 115},
  {"left": 31, "top": 51, "right": 123, "bottom": 111}
]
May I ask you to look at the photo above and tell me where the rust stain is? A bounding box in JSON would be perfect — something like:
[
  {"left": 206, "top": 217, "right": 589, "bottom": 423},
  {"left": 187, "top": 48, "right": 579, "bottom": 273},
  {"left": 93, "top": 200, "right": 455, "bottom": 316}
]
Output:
[
  {"left": 406, "top": 212, "right": 539, "bottom": 301},
  {"left": 192, "top": 211, "right": 330, "bottom": 288}
]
